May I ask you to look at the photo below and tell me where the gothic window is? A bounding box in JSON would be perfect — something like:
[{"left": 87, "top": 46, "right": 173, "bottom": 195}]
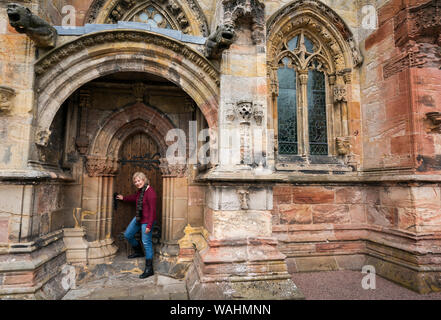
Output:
[{"left": 276, "top": 31, "right": 330, "bottom": 157}]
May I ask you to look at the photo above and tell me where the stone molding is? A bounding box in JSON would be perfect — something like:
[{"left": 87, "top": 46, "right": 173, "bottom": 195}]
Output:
[
  {"left": 86, "top": 0, "right": 209, "bottom": 36},
  {"left": 34, "top": 29, "right": 220, "bottom": 136},
  {"left": 0, "top": 86, "right": 15, "bottom": 114},
  {"left": 35, "top": 30, "right": 219, "bottom": 84}
]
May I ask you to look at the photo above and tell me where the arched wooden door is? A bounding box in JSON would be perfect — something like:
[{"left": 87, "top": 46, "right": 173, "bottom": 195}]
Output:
[{"left": 113, "top": 132, "right": 162, "bottom": 249}]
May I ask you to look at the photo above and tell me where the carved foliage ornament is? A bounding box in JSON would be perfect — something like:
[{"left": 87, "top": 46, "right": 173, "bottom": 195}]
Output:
[{"left": 86, "top": 155, "right": 119, "bottom": 177}]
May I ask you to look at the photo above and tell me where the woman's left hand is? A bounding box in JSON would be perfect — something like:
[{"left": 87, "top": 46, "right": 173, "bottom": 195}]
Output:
[{"left": 145, "top": 227, "right": 151, "bottom": 234}]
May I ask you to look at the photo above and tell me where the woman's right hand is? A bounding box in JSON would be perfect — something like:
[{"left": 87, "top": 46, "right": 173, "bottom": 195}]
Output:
[{"left": 116, "top": 194, "right": 123, "bottom": 200}]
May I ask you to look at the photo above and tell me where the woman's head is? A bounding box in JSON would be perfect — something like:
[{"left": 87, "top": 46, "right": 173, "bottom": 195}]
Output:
[{"left": 132, "top": 172, "right": 149, "bottom": 189}]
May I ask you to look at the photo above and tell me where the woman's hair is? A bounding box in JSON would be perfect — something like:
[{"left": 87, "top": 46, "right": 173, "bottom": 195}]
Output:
[{"left": 132, "top": 172, "right": 149, "bottom": 184}]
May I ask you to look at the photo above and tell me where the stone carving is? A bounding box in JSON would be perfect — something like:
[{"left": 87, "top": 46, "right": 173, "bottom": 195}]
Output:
[
  {"left": 267, "top": 0, "right": 363, "bottom": 68},
  {"left": 236, "top": 101, "right": 253, "bottom": 123},
  {"left": 336, "top": 136, "right": 351, "bottom": 156},
  {"left": 6, "top": 3, "right": 57, "bottom": 48},
  {"left": 204, "top": 24, "right": 235, "bottom": 59},
  {"left": 225, "top": 104, "right": 236, "bottom": 122},
  {"left": 35, "top": 128, "right": 51, "bottom": 147},
  {"left": 0, "top": 86, "right": 15, "bottom": 114},
  {"left": 333, "top": 85, "right": 347, "bottom": 103},
  {"left": 253, "top": 104, "right": 264, "bottom": 126},
  {"left": 426, "top": 112, "right": 441, "bottom": 133},
  {"left": 237, "top": 189, "right": 250, "bottom": 210},
  {"left": 132, "top": 83, "right": 146, "bottom": 102},
  {"left": 222, "top": 0, "right": 265, "bottom": 44},
  {"left": 86, "top": 155, "right": 119, "bottom": 177},
  {"left": 35, "top": 30, "right": 220, "bottom": 87},
  {"left": 159, "top": 157, "right": 187, "bottom": 177},
  {"left": 86, "top": 0, "right": 209, "bottom": 36}
]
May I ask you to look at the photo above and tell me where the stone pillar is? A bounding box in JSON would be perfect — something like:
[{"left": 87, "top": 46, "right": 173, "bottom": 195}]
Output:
[
  {"left": 83, "top": 156, "right": 119, "bottom": 264},
  {"left": 156, "top": 158, "right": 190, "bottom": 277}
]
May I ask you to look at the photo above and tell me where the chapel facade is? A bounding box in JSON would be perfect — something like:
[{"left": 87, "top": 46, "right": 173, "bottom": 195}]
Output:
[{"left": 0, "top": 0, "right": 440, "bottom": 299}]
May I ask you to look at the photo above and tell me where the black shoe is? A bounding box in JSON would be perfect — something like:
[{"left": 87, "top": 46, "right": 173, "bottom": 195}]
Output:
[
  {"left": 128, "top": 245, "right": 144, "bottom": 259},
  {"left": 139, "top": 259, "right": 154, "bottom": 279}
]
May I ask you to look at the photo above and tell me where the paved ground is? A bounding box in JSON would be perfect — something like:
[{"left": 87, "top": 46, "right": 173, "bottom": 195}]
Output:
[
  {"left": 291, "top": 271, "right": 441, "bottom": 300},
  {"left": 62, "top": 254, "right": 188, "bottom": 300},
  {"left": 62, "top": 254, "right": 441, "bottom": 300}
]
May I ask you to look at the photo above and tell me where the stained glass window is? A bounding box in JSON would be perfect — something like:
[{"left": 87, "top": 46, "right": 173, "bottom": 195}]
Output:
[
  {"left": 307, "top": 68, "right": 327, "bottom": 155},
  {"left": 277, "top": 59, "right": 298, "bottom": 155},
  {"left": 277, "top": 32, "right": 329, "bottom": 158}
]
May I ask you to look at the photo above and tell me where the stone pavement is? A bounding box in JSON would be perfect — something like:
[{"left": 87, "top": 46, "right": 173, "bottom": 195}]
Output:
[
  {"left": 61, "top": 253, "right": 441, "bottom": 300},
  {"left": 62, "top": 254, "right": 188, "bottom": 300}
]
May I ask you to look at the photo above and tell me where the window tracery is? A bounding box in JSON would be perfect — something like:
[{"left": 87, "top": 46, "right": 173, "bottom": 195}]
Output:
[{"left": 267, "top": 2, "right": 362, "bottom": 167}]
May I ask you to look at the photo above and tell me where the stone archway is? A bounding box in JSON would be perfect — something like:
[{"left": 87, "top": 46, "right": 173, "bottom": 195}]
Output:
[
  {"left": 34, "top": 29, "right": 219, "bottom": 150},
  {"left": 81, "top": 101, "right": 177, "bottom": 263}
]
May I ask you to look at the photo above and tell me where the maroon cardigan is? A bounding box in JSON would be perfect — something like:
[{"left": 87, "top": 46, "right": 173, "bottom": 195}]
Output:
[{"left": 123, "top": 186, "right": 157, "bottom": 229}]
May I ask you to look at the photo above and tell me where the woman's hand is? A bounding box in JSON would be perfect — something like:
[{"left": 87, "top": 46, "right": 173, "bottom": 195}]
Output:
[
  {"left": 145, "top": 227, "right": 151, "bottom": 234},
  {"left": 116, "top": 194, "right": 123, "bottom": 200}
]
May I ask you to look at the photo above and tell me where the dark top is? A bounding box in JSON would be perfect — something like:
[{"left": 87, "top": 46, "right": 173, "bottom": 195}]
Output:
[{"left": 123, "top": 186, "right": 157, "bottom": 229}]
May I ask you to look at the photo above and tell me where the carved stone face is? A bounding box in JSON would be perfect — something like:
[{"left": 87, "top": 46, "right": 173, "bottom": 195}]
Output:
[
  {"left": 7, "top": 3, "right": 31, "bottom": 30},
  {"left": 217, "top": 23, "right": 235, "bottom": 45}
]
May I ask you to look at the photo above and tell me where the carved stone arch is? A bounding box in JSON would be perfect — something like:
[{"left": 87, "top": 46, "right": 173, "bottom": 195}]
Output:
[
  {"left": 266, "top": 0, "right": 363, "bottom": 74},
  {"left": 34, "top": 29, "right": 219, "bottom": 148},
  {"left": 91, "top": 102, "right": 175, "bottom": 158},
  {"left": 85, "top": 0, "right": 210, "bottom": 36}
]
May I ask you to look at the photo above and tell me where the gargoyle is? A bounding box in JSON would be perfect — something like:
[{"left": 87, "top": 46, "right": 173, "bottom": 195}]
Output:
[
  {"left": 7, "top": 3, "right": 57, "bottom": 48},
  {"left": 204, "top": 23, "right": 235, "bottom": 59}
]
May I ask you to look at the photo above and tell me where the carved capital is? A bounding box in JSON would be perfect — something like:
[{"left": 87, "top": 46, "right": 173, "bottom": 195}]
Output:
[
  {"left": 237, "top": 101, "right": 253, "bottom": 123},
  {"left": 0, "top": 86, "right": 15, "bottom": 114},
  {"left": 159, "top": 157, "right": 187, "bottom": 177},
  {"left": 86, "top": 156, "right": 119, "bottom": 177}
]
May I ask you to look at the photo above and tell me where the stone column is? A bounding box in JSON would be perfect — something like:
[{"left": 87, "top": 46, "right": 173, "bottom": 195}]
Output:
[
  {"left": 83, "top": 155, "right": 119, "bottom": 264},
  {"left": 157, "top": 158, "right": 189, "bottom": 276}
]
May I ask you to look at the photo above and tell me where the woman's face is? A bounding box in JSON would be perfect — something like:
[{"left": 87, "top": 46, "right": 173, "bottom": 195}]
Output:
[{"left": 133, "top": 176, "right": 146, "bottom": 189}]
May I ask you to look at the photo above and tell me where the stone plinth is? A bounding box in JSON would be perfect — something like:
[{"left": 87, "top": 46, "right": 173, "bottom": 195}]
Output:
[
  {"left": 63, "top": 228, "right": 89, "bottom": 265},
  {"left": 186, "top": 237, "right": 303, "bottom": 300}
]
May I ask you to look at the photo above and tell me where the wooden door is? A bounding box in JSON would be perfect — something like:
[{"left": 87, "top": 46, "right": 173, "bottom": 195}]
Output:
[{"left": 113, "top": 132, "right": 162, "bottom": 249}]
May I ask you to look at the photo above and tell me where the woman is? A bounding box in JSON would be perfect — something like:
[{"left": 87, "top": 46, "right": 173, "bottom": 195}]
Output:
[{"left": 116, "top": 172, "right": 157, "bottom": 279}]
